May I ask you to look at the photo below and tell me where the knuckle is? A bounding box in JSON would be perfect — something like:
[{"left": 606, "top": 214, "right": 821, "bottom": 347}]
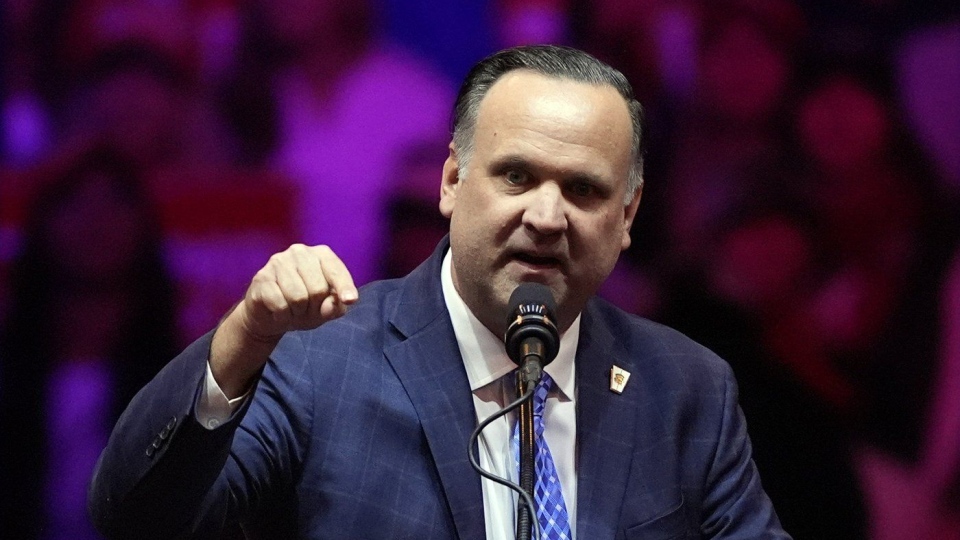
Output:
[
  {"left": 289, "top": 288, "right": 310, "bottom": 304},
  {"left": 260, "top": 293, "right": 284, "bottom": 315},
  {"left": 249, "top": 274, "right": 270, "bottom": 292}
]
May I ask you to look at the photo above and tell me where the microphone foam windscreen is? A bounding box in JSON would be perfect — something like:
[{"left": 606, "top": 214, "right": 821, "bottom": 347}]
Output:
[{"left": 507, "top": 283, "right": 557, "bottom": 322}]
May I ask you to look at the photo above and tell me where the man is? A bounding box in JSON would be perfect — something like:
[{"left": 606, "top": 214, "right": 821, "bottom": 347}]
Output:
[{"left": 88, "top": 45, "right": 789, "bottom": 539}]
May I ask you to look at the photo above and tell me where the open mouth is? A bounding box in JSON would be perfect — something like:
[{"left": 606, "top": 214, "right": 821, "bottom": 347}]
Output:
[{"left": 513, "top": 252, "right": 562, "bottom": 268}]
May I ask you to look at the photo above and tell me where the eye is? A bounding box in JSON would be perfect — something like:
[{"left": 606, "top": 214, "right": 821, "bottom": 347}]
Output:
[
  {"left": 569, "top": 181, "right": 595, "bottom": 198},
  {"left": 504, "top": 169, "right": 529, "bottom": 186}
]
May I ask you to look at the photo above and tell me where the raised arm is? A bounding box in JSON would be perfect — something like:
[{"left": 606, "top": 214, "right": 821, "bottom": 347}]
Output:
[
  {"left": 88, "top": 243, "right": 357, "bottom": 539},
  {"left": 211, "top": 243, "right": 358, "bottom": 397}
]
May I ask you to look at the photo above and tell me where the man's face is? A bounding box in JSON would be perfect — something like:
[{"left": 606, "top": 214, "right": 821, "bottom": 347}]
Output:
[{"left": 440, "top": 70, "right": 640, "bottom": 335}]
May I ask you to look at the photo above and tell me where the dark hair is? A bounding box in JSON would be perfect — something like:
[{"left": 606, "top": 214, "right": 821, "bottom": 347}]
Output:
[{"left": 451, "top": 45, "right": 645, "bottom": 202}]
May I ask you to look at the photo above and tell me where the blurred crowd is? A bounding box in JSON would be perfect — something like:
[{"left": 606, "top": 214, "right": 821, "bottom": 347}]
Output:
[{"left": 0, "top": 0, "right": 958, "bottom": 539}]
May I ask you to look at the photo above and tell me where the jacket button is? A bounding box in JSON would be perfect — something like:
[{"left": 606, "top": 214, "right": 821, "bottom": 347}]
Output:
[{"left": 159, "top": 417, "right": 178, "bottom": 439}]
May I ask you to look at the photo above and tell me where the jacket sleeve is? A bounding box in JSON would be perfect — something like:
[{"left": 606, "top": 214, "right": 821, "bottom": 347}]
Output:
[
  {"left": 699, "top": 364, "right": 792, "bottom": 539},
  {"left": 87, "top": 330, "right": 313, "bottom": 539}
]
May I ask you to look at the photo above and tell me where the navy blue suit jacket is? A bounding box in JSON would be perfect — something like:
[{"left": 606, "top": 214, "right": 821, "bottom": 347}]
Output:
[{"left": 89, "top": 239, "right": 788, "bottom": 539}]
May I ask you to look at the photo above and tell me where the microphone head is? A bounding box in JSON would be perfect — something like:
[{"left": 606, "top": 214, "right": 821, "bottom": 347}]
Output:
[{"left": 504, "top": 283, "right": 560, "bottom": 366}]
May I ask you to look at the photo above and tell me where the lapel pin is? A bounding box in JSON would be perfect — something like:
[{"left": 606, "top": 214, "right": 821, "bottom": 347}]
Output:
[{"left": 610, "top": 365, "right": 630, "bottom": 394}]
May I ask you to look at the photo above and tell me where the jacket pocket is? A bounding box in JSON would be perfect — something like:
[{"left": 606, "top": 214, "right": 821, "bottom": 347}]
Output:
[{"left": 624, "top": 498, "right": 689, "bottom": 540}]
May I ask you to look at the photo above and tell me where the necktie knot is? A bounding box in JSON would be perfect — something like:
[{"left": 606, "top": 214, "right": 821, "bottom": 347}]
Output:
[{"left": 533, "top": 373, "right": 554, "bottom": 418}]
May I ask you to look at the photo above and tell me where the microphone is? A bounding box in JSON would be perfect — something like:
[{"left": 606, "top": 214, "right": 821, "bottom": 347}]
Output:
[
  {"left": 504, "top": 283, "right": 560, "bottom": 386},
  {"left": 468, "top": 282, "right": 557, "bottom": 540}
]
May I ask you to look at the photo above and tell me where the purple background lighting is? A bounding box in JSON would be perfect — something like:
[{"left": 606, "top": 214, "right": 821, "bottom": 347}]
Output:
[{"left": 0, "top": 1, "right": 958, "bottom": 538}]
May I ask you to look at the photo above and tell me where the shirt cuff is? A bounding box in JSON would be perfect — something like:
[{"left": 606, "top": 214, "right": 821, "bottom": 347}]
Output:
[{"left": 196, "top": 361, "right": 249, "bottom": 430}]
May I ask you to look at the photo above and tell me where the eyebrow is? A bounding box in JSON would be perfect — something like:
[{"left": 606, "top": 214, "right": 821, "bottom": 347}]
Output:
[
  {"left": 489, "top": 154, "right": 607, "bottom": 187},
  {"left": 488, "top": 154, "right": 534, "bottom": 174}
]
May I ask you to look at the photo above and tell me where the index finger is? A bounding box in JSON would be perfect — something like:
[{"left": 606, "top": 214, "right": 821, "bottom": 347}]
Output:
[{"left": 311, "top": 245, "right": 358, "bottom": 304}]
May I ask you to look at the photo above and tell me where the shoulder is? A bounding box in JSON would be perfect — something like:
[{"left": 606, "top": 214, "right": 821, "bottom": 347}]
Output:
[
  {"left": 586, "top": 297, "right": 732, "bottom": 373},
  {"left": 582, "top": 297, "right": 737, "bottom": 404}
]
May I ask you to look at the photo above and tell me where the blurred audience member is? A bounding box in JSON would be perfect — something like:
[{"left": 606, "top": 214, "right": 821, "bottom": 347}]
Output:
[
  {"left": 696, "top": 0, "right": 803, "bottom": 126},
  {"left": 792, "top": 68, "right": 937, "bottom": 423},
  {"left": 855, "top": 207, "right": 960, "bottom": 540},
  {"left": 789, "top": 62, "right": 954, "bottom": 538},
  {"left": 222, "top": 0, "right": 453, "bottom": 285},
  {"left": 381, "top": 195, "right": 450, "bottom": 279},
  {"left": 60, "top": 41, "right": 237, "bottom": 171},
  {"left": 0, "top": 146, "right": 178, "bottom": 539},
  {"left": 661, "top": 0, "right": 806, "bottom": 274},
  {"left": 380, "top": 139, "right": 450, "bottom": 279},
  {"left": 658, "top": 206, "right": 869, "bottom": 539},
  {"left": 6, "top": 0, "right": 238, "bottom": 170}
]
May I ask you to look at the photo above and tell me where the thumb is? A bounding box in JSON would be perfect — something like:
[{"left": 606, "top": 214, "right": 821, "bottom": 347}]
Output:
[{"left": 318, "top": 293, "right": 350, "bottom": 322}]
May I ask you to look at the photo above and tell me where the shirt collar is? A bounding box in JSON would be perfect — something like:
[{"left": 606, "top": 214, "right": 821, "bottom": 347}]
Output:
[{"left": 440, "top": 248, "right": 579, "bottom": 399}]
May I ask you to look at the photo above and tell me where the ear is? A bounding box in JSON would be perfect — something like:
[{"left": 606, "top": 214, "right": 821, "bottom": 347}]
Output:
[
  {"left": 620, "top": 186, "right": 643, "bottom": 251},
  {"left": 439, "top": 142, "right": 461, "bottom": 218}
]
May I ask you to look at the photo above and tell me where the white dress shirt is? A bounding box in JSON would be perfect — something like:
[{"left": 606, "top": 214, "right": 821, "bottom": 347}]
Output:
[
  {"left": 197, "top": 249, "right": 580, "bottom": 539},
  {"left": 440, "top": 250, "right": 580, "bottom": 540}
]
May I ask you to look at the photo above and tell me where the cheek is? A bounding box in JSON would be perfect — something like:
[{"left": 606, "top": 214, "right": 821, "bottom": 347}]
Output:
[
  {"left": 459, "top": 190, "right": 519, "bottom": 244},
  {"left": 575, "top": 212, "right": 628, "bottom": 266},
  {"left": 449, "top": 206, "right": 495, "bottom": 264}
]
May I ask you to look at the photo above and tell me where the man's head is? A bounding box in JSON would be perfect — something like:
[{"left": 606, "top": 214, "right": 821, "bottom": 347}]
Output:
[
  {"left": 439, "top": 45, "right": 645, "bottom": 335},
  {"left": 452, "top": 46, "right": 645, "bottom": 201}
]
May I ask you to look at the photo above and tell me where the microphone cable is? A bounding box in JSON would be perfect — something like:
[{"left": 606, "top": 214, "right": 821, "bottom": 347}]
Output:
[{"left": 467, "top": 379, "right": 541, "bottom": 540}]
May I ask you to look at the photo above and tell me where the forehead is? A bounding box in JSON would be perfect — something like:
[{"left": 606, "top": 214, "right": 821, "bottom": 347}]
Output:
[
  {"left": 472, "top": 70, "right": 633, "bottom": 179},
  {"left": 478, "top": 69, "right": 629, "bottom": 123}
]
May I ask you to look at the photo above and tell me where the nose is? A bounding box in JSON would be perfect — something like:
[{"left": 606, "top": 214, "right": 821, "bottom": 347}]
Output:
[{"left": 522, "top": 183, "right": 567, "bottom": 235}]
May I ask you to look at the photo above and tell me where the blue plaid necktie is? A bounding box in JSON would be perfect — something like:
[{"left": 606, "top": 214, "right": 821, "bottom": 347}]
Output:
[{"left": 512, "top": 373, "right": 573, "bottom": 540}]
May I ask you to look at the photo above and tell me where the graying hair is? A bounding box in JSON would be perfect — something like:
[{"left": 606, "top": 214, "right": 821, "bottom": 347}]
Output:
[{"left": 451, "top": 45, "right": 645, "bottom": 204}]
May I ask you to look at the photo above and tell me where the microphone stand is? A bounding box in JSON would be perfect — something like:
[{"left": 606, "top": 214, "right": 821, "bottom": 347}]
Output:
[
  {"left": 504, "top": 282, "right": 557, "bottom": 540},
  {"left": 515, "top": 374, "right": 537, "bottom": 540}
]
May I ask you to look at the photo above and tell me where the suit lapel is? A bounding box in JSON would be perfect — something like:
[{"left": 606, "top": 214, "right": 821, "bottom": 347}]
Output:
[
  {"left": 382, "top": 239, "right": 486, "bottom": 540},
  {"left": 575, "top": 303, "right": 640, "bottom": 538}
]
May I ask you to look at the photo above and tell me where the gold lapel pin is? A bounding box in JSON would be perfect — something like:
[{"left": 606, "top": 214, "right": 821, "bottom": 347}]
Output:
[{"left": 610, "top": 365, "right": 630, "bottom": 394}]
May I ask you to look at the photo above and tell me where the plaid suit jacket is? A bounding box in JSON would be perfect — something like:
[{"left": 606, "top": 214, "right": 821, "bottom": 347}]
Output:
[{"left": 89, "top": 238, "right": 788, "bottom": 539}]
